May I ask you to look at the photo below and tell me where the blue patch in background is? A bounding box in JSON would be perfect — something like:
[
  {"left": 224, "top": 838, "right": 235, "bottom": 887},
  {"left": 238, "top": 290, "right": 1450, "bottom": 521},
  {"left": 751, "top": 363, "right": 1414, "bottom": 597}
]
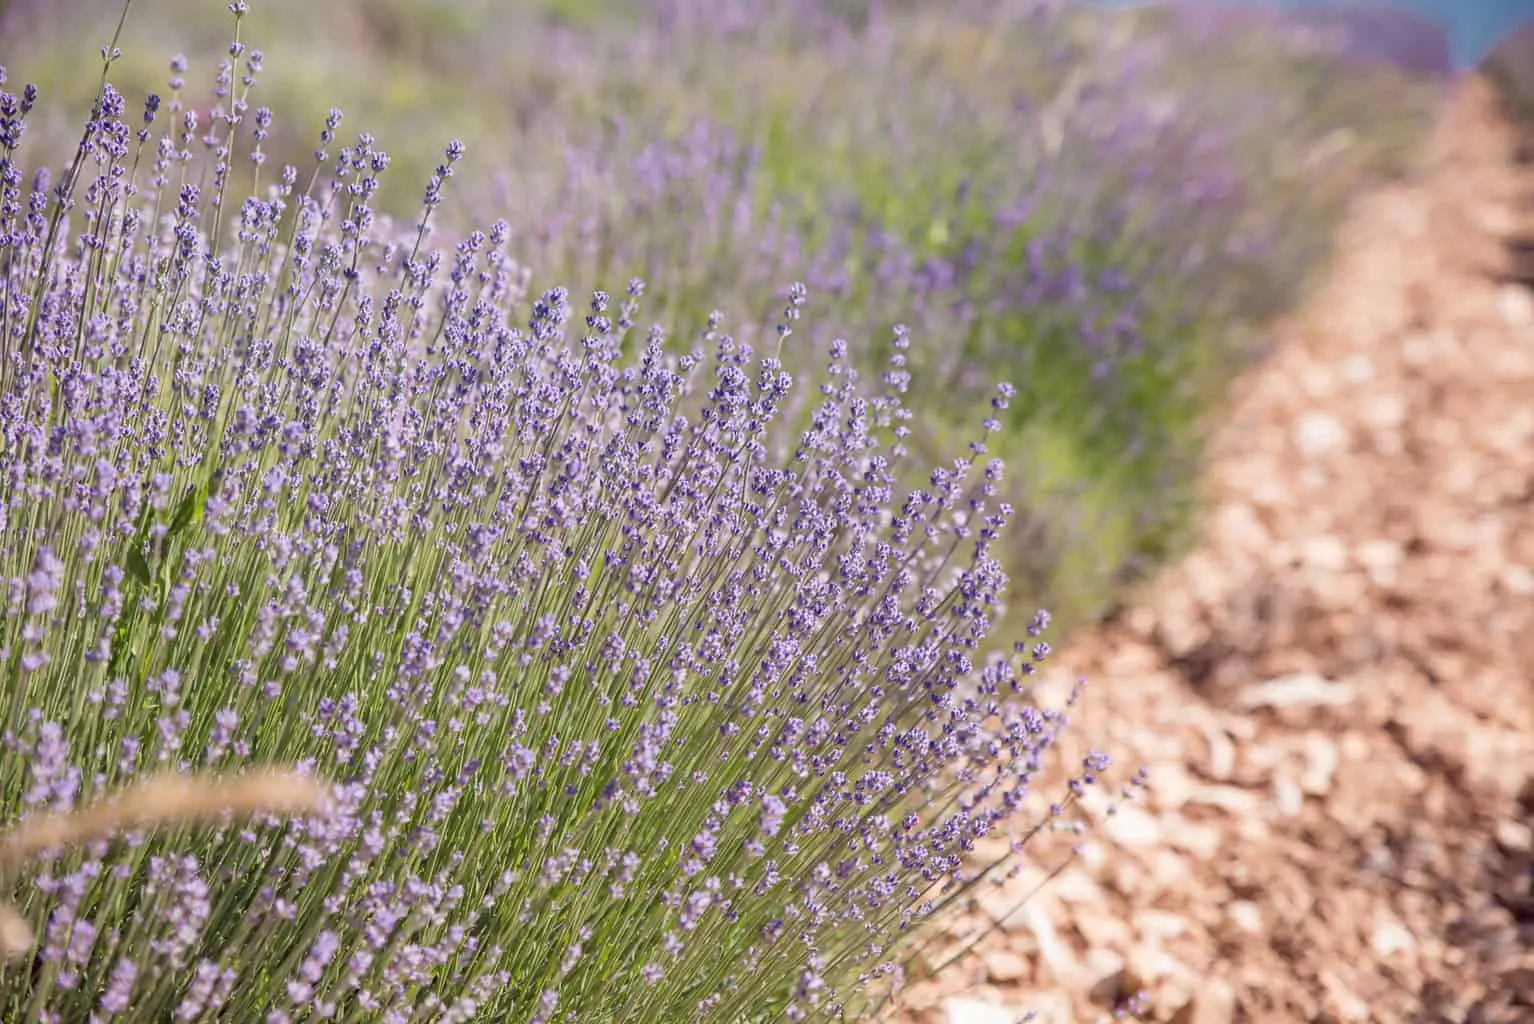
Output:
[{"left": 1078, "top": 0, "right": 1534, "bottom": 71}]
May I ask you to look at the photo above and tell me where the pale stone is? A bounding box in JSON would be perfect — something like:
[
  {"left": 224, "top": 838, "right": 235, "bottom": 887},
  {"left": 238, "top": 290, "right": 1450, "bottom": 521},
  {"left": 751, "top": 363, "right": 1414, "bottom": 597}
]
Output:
[
  {"left": 1360, "top": 394, "right": 1407, "bottom": 432},
  {"left": 1075, "top": 839, "right": 1109, "bottom": 872},
  {"left": 1294, "top": 409, "right": 1347, "bottom": 457},
  {"left": 1213, "top": 502, "right": 1269, "bottom": 552},
  {"left": 1073, "top": 909, "right": 1133, "bottom": 950},
  {"left": 1271, "top": 776, "right": 1305, "bottom": 817},
  {"left": 1019, "top": 991, "right": 1076, "bottom": 1024},
  {"left": 1354, "top": 538, "right": 1403, "bottom": 586},
  {"left": 1299, "top": 534, "right": 1349, "bottom": 573},
  {"left": 1299, "top": 734, "right": 1340, "bottom": 797},
  {"left": 1133, "top": 908, "right": 1190, "bottom": 941},
  {"left": 1166, "top": 821, "right": 1223, "bottom": 861},
  {"left": 1322, "top": 973, "right": 1370, "bottom": 1022},
  {"left": 1019, "top": 902, "right": 1074, "bottom": 984},
  {"left": 1169, "top": 979, "right": 1238, "bottom": 1024},
  {"left": 1147, "top": 762, "right": 1195, "bottom": 810},
  {"left": 1498, "top": 284, "right": 1533, "bottom": 327},
  {"left": 1188, "top": 784, "right": 1260, "bottom": 815},
  {"left": 1200, "top": 727, "right": 1237, "bottom": 781},
  {"left": 1495, "top": 818, "right": 1533, "bottom": 853},
  {"left": 940, "top": 995, "right": 1019, "bottom": 1024},
  {"left": 1049, "top": 868, "right": 1101, "bottom": 906},
  {"left": 1341, "top": 353, "right": 1374, "bottom": 383},
  {"left": 1371, "top": 917, "right": 1416, "bottom": 958},
  {"left": 1225, "top": 900, "right": 1262, "bottom": 934},
  {"left": 1502, "top": 565, "right": 1534, "bottom": 596},
  {"left": 1103, "top": 805, "right": 1162, "bottom": 848},
  {"left": 1235, "top": 673, "right": 1356, "bottom": 711},
  {"left": 981, "top": 948, "right": 1029, "bottom": 983}
]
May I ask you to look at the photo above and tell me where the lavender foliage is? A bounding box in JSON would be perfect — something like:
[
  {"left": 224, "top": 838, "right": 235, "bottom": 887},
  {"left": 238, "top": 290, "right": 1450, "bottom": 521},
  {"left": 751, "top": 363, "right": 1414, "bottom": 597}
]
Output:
[{"left": 0, "top": 11, "right": 1109, "bottom": 1021}]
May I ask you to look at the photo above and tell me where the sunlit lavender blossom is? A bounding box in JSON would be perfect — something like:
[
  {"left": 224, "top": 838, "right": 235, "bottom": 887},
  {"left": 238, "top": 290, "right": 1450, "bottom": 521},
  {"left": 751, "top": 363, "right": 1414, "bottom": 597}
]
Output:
[{"left": 0, "top": 8, "right": 1110, "bottom": 1023}]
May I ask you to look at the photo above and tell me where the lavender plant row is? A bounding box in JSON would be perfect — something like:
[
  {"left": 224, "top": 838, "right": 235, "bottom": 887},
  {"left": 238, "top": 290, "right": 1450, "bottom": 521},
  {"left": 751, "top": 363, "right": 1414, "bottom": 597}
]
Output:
[
  {"left": 0, "top": 0, "right": 1443, "bottom": 633},
  {"left": 476, "top": 0, "right": 1438, "bottom": 627},
  {"left": 0, "top": 7, "right": 1117, "bottom": 1021}
]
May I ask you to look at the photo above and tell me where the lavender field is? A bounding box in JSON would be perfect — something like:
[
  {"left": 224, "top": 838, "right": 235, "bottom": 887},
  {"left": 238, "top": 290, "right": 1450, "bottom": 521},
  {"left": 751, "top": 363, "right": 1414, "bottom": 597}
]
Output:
[{"left": 0, "top": 0, "right": 1458, "bottom": 1021}]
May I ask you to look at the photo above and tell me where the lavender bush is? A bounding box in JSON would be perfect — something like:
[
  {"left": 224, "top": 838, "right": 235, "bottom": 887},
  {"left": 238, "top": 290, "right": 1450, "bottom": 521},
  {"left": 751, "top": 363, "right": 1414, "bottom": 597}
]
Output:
[
  {"left": 0, "top": 0, "right": 1446, "bottom": 633},
  {"left": 0, "top": 7, "right": 1124, "bottom": 1020}
]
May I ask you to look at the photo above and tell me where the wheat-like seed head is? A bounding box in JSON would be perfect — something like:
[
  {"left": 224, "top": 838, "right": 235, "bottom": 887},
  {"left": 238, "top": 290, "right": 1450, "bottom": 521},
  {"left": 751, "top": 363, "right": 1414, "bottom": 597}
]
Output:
[
  {"left": 0, "top": 768, "right": 330, "bottom": 962},
  {"left": 0, "top": 903, "right": 32, "bottom": 962}
]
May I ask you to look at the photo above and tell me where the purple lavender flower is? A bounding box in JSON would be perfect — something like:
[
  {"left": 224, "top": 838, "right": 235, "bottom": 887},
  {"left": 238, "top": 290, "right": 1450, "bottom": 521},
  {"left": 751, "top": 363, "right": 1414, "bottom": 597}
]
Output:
[{"left": 0, "top": 6, "right": 1129, "bottom": 1023}]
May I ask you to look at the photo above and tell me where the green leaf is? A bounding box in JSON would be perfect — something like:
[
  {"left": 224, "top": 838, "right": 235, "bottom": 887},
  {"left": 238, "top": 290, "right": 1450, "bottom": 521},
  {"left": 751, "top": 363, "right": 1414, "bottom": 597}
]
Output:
[
  {"left": 125, "top": 546, "right": 153, "bottom": 588},
  {"left": 103, "top": 619, "right": 130, "bottom": 680},
  {"left": 168, "top": 483, "right": 200, "bottom": 538}
]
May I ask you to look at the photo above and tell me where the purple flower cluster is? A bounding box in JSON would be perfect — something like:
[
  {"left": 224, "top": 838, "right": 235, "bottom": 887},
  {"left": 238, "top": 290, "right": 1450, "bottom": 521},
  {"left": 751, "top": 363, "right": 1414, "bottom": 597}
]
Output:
[{"left": 0, "top": 13, "right": 1110, "bottom": 1023}]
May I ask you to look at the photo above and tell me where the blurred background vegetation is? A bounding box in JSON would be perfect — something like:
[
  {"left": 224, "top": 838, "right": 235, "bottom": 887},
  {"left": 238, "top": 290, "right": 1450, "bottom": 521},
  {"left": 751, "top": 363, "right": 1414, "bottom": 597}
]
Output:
[
  {"left": 1485, "top": 22, "right": 1534, "bottom": 116},
  {"left": 0, "top": 0, "right": 1462, "bottom": 641}
]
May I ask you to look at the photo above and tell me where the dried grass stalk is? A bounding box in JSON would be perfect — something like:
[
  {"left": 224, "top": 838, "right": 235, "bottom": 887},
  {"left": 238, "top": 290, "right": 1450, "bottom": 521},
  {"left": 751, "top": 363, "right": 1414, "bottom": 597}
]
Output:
[{"left": 0, "top": 768, "right": 329, "bottom": 961}]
